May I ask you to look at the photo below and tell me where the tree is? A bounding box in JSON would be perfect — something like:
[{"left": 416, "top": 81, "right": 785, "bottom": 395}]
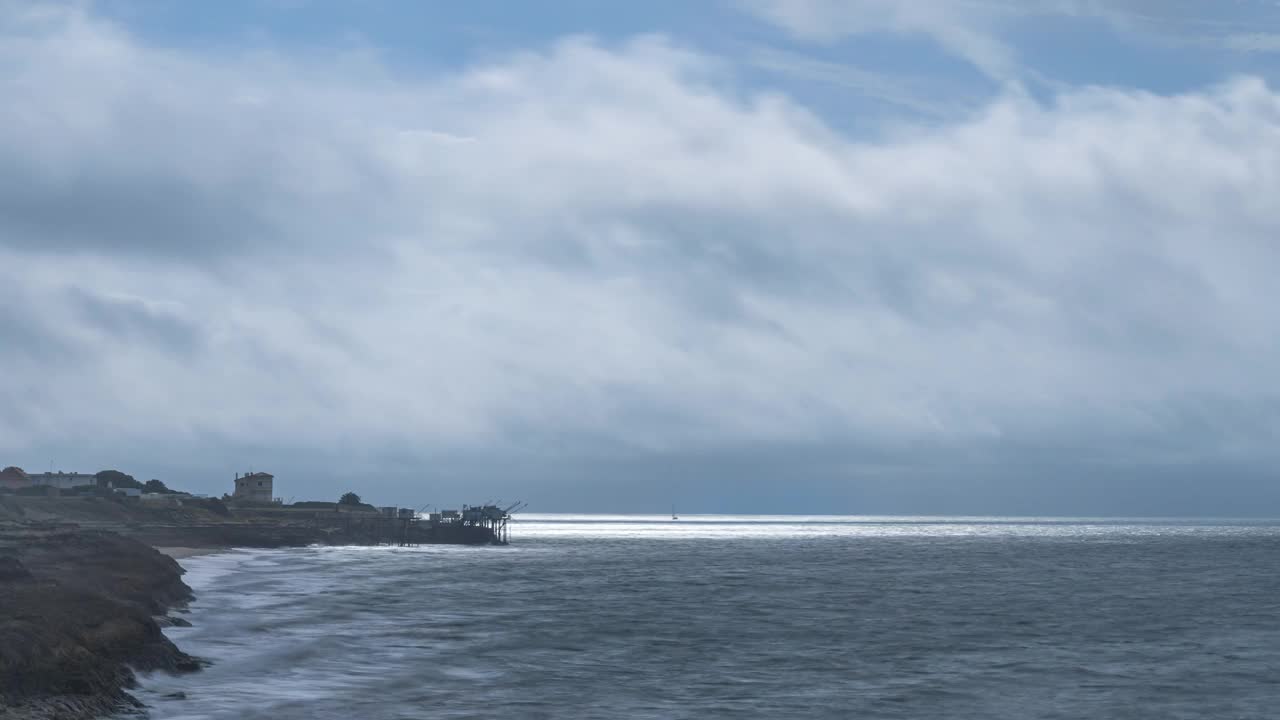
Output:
[
  {"left": 338, "top": 492, "right": 362, "bottom": 506},
  {"left": 143, "top": 479, "right": 172, "bottom": 494},
  {"left": 95, "top": 470, "right": 141, "bottom": 490}
]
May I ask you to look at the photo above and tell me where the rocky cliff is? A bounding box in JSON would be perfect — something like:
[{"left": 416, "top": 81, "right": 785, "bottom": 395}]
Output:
[{"left": 0, "top": 528, "right": 199, "bottom": 719}]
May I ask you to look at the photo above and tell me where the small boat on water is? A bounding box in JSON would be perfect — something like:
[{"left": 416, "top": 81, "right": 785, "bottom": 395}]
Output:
[{"left": 672, "top": 504, "right": 678, "bottom": 520}]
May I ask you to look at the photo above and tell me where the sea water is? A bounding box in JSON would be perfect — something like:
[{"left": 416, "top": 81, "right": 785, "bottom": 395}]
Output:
[{"left": 130, "top": 516, "right": 1280, "bottom": 719}]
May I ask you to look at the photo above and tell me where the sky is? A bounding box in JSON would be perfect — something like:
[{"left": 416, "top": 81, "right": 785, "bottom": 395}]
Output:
[{"left": 5, "top": 1, "right": 1280, "bottom": 514}]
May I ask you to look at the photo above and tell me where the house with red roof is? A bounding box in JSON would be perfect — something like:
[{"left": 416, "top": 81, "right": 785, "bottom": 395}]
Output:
[{"left": 0, "top": 466, "right": 32, "bottom": 491}]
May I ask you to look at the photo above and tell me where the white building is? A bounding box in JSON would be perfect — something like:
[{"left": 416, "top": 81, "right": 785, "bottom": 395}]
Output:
[
  {"left": 141, "top": 492, "right": 182, "bottom": 507},
  {"left": 28, "top": 472, "right": 97, "bottom": 490}
]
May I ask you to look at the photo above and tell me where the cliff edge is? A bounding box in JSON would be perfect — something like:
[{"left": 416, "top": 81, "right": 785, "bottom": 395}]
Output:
[{"left": 0, "top": 527, "right": 199, "bottom": 719}]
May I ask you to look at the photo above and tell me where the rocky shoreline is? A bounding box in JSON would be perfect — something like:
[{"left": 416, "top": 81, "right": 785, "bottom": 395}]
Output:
[
  {"left": 0, "top": 496, "right": 337, "bottom": 719},
  {"left": 0, "top": 494, "right": 503, "bottom": 718},
  {"left": 0, "top": 527, "right": 201, "bottom": 719}
]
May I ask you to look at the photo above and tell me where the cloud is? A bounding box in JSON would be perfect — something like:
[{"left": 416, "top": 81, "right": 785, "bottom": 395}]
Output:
[
  {"left": 4, "top": 6, "right": 1280, "bottom": 505},
  {"left": 738, "top": 0, "right": 1023, "bottom": 82},
  {"left": 738, "top": 0, "right": 1280, "bottom": 84},
  {"left": 745, "top": 46, "right": 982, "bottom": 120}
]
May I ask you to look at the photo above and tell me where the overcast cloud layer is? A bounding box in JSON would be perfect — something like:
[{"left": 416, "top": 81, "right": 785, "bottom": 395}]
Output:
[{"left": 3, "top": 3, "right": 1280, "bottom": 512}]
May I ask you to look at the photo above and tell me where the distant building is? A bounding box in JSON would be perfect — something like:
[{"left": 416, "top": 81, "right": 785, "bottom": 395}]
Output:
[
  {"left": 0, "top": 467, "right": 31, "bottom": 490},
  {"left": 233, "top": 471, "right": 274, "bottom": 503},
  {"left": 27, "top": 471, "right": 96, "bottom": 490},
  {"left": 114, "top": 487, "right": 142, "bottom": 498},
  {"left": 141, "top": 492, "right": 182, "bottom": 507}
]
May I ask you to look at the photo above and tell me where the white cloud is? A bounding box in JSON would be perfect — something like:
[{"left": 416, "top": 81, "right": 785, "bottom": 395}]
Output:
[
  {"left": 4, "top": 6, "right": 1280, "bottom": 486},
  {"left": 745, "top": 45, "right": 981, "bottom": 120},
  {"left": 739, "top": 0, "right": 1022, "bottom": 82},
  {"left": 739, "top": 0, "right": 1280, "bottom": 83}
]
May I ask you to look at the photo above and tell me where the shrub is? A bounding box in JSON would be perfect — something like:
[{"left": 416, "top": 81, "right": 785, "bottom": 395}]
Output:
[
  {"left": 186, "top": 497, "right": 230, "bottom": 517},
  {"left": 95, "top": 470, "right": 141, "bottom": 490},
  {"left": 143, "top": 479, "right": 173, "bottom": 494}
]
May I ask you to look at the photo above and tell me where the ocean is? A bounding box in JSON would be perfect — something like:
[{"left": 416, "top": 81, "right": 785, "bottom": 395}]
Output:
[{"left": 129, "top": 516, "right": 1280, "bottom": 719}]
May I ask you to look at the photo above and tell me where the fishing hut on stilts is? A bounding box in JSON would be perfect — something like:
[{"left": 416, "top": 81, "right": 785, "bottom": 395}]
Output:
[{"left": 309, "top": 501, "right": 524, "bottom": 545}]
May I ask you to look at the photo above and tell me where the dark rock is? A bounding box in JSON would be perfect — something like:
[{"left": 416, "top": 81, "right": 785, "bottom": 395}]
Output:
[{"left": 0, "top": 527, "right": 197, "bottom": 719}]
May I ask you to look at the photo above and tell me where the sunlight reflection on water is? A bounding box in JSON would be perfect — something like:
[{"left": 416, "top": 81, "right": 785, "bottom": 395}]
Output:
[
  {"left": 514, "top": 514, "right": 1280, "bottom": 539},
  {"left": 135, "top": 516, "right": 1280, "bottom": 720}
]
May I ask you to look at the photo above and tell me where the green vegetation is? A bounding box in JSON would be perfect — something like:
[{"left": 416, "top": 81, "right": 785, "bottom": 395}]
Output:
[
  {"left": 95, "top": 470, "right": 141, "bottom": 490},
  {"left": 293, "top": 499, "right": 377, "bottom": 512},
  {"left": 338, "top": 492, "right": 362, "bottom": 506},
  {"left": 15, "top": 486, "right": 52, "bottom": 497},
  {"left": 94, "top": 471, "right": 184, "bottom": 495}
]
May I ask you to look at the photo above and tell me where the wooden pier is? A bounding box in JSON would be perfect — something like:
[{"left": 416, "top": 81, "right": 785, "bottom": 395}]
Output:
[{"left": 306, "top": 502, "right": 525, "bottom": 546}]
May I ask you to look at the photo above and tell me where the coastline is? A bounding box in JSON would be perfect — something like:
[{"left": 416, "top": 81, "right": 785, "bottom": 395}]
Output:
[
  {"left": 0, "top": 494, "right": 504, "bottom": 719},
  {"left": 0, "top": 527, "right": 200, "bottom": 720},
  {"left": 155, "top": 546, "right": 228, "bottom": 560}
]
